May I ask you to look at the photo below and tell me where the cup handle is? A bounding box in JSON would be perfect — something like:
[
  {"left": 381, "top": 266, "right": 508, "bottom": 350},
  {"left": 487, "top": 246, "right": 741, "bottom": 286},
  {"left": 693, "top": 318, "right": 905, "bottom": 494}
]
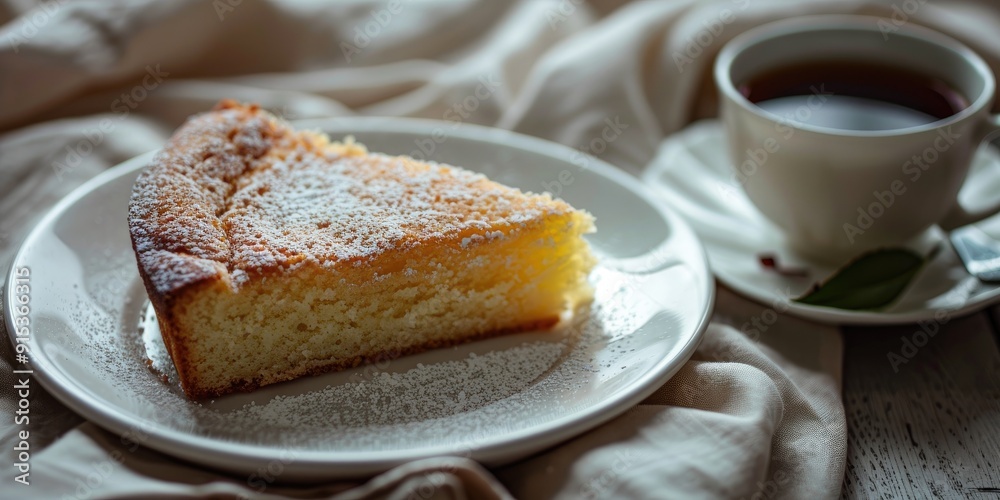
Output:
[{"left": 939, "top": 114, "right": 1000, "bottom": 231}]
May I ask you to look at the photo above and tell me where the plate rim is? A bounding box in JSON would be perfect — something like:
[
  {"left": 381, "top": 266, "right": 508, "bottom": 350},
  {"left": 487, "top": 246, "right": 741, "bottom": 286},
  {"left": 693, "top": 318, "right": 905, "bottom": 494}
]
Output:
[{"left": 5, "top": 117, "right": 715, "bottom": 479}]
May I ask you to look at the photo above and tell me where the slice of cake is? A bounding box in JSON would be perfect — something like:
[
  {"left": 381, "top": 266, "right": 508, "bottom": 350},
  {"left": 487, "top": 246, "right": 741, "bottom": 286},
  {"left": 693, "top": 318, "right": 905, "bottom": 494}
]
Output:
[{"left": 128, "top": 100, "right": 596, "bottom": 399}]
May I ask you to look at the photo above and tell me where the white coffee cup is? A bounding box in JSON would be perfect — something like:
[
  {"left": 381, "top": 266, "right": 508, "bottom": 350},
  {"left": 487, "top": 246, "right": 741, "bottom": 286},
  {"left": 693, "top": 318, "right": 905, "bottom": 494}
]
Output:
[{"left": 715, "top": 15, "right": 1000, "bottom": 263}]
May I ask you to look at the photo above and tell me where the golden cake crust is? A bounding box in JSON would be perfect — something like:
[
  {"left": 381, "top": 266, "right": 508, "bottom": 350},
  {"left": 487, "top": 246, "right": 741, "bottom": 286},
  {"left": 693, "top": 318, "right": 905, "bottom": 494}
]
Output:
[
  {"left": 129, "top": 100, "right": 589, "bottom": 399},
  {"left": 129, "top": 100, "right": 274, "bottom": 298}
]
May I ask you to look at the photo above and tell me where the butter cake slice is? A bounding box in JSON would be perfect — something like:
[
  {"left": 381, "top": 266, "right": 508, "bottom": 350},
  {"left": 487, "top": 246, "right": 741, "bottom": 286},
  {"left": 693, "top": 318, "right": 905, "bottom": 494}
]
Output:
[{"left": 128, "top": 101, "right": 596, "bottom": 399}]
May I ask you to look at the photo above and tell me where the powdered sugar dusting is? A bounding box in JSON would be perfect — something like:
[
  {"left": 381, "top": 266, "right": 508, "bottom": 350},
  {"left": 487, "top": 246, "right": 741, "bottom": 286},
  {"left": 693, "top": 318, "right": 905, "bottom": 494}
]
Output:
[
  {"left": 129, "top": 101, "right": 579, "bottom": 292},
  {"left": 230, "top": 343, "right": 566, "bottom": 428},
  {"left": 222, "top": 150, "right": 564, "bottom": 276}
]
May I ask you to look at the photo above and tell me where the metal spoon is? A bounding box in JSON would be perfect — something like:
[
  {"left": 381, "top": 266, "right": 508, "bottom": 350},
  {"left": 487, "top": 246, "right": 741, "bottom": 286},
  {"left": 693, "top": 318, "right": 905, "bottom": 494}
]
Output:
[{"left": 951, "top": 225, "right": 1000, "bottom": 282}]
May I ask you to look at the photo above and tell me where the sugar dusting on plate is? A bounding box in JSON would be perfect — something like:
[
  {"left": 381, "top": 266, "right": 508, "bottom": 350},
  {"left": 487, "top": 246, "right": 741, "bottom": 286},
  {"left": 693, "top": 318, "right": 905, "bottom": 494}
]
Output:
[
  {"left": 138, "top": 301, "right": 575, "bottom": 425},
  {"left": 128, "top": 293, "right": 634, "bottom": 448},
  {"left": 76, "top": 265, "right": 655, "bottom": 451},
  {"left": 230, "top": 343, "right": 566, "bottom": 428}
]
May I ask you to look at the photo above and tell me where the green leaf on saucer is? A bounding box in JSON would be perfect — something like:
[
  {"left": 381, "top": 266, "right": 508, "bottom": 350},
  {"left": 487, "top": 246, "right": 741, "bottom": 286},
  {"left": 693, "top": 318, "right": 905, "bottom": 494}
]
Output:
[{"left": 794, "top": 248, "right": 926, "bottom": 310}]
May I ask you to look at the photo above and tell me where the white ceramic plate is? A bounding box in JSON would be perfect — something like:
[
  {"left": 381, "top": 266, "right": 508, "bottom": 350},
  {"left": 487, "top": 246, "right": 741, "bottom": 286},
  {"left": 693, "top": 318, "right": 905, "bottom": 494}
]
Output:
[
  {"left": 4, "top": 118, "right": 713, "bottom": 481},
  {"left": 644, "top": 120, "right": 1000, "bottom": 325}
]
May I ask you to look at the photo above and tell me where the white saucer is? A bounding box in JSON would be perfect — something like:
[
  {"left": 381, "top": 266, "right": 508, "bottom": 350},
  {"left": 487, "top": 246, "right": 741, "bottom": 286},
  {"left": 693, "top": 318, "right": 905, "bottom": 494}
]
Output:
[
  {"left": 643, "top": 120, "right": 1000, "bottom": 325},
  {"left": 4, "top": 118, "right": 713, "bottom": 480}
]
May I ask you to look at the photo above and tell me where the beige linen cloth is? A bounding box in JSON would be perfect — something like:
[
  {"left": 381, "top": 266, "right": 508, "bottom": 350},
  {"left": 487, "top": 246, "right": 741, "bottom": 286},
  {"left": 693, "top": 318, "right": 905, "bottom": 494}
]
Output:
[{"left": 1, "top": 0, "right": 996, "bottom": 498}]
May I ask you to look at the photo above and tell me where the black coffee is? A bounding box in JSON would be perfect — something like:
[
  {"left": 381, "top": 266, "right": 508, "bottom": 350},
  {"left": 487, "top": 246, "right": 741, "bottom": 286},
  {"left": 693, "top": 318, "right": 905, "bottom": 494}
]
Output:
[{"left": 738, "top": 60, "right": 969, "bottom": 131}]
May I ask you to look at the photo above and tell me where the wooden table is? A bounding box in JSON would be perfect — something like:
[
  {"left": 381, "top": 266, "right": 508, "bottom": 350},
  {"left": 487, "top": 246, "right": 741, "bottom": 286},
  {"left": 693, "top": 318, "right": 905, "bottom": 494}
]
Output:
[{"left": 841, "top": 308, "right": 1000, "bottom": 497}]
